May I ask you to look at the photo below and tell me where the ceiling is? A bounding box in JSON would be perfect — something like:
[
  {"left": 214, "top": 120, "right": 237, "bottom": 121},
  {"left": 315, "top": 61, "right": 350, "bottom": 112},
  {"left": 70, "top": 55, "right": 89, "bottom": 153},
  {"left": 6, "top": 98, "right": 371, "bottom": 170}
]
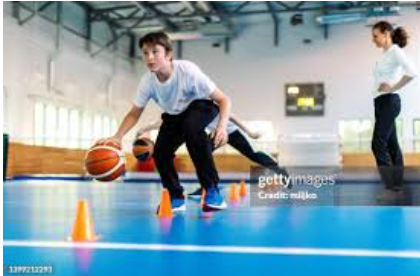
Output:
[{"left": 78, "top": 1, "right": 419, "bottom": 38}]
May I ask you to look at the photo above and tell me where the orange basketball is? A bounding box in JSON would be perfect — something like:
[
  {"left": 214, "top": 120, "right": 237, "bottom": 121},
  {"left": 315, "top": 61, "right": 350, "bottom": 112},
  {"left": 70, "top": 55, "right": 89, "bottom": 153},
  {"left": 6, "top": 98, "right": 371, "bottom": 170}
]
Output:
[
  {"left": 85, "top": 142, "right": 125, "bottom": 181},
  {"left": 132, "top": 137, "right": 154, "bottom": 161}
]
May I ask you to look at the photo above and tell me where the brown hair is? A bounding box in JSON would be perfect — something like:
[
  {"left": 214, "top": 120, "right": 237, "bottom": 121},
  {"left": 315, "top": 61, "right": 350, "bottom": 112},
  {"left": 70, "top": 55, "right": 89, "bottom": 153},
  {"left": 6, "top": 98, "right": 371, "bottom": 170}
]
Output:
[
  {"left": 372, "top": 21, "right": 409, "bottom": 48},
  {"left": 138, "top": 32, "right": 173, "bottom": 52}
]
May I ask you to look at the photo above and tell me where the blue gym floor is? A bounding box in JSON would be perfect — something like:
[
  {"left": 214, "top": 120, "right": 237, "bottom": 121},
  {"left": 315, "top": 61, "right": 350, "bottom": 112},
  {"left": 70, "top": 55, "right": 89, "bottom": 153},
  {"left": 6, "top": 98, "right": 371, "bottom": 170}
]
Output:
[{"left": 3, "top": 178, "right": 420, "bottom": 276}]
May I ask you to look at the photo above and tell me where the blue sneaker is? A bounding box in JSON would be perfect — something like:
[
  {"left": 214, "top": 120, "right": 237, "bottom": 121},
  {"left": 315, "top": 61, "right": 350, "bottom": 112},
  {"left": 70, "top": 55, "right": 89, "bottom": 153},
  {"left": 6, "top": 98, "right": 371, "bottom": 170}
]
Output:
[
  {"left": 203, "top": 187, "right": 227, "bottom": 212},
  {"left": 188, "top": 186, "right": 226, "bottom": 199},
  {"left": 171, "top": 198, "right": 186, "bottom": 212},
  {"left": 156, "top": 197, "right": 186, "bottom": 214}
]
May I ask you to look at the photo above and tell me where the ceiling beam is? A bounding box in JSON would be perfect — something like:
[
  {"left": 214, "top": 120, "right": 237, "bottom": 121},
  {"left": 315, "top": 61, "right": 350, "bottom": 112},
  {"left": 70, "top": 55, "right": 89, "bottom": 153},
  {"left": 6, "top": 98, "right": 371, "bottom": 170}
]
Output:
[
  {"left": 232, "top": 1, "right": 251, "bottom": 14},
  {"left": 91, "top": 14, "right": 147, "bottom": 57},
  {"left": 266, "top": 1, "right": 280, "bottom": 46},
  {"left": 182, "top": 1, "right": 212, "bottom": 23},
  {"left": 19, "top": 1, "right": 55, "bottom": 25},
  {"left": 206, "top": 2, "right": 235, "bottom": 34},
  {"left": 133, "top": 1, "right": 178, "bottom": 31}
]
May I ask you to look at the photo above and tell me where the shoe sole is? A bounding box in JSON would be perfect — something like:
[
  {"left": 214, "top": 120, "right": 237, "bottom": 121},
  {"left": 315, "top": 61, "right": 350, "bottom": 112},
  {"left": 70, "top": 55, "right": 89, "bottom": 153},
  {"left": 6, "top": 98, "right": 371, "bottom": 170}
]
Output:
[
  {"left": 202, "top": 201, "right": 227, "bottom": 212},
  {"left": 187, "top": 194, "right": 202, "bottom": 199},
  {"left": 156, "top": 204, "right": 186, "bottom": 214},
  {"left": 172, "top": 204, "right": 186, "bottom": 212}
]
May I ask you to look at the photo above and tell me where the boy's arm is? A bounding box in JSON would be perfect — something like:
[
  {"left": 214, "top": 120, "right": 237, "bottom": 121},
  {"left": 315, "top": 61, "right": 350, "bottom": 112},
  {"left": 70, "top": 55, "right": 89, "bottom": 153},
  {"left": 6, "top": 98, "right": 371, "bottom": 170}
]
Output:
[
  {"left": 97, "top": 105, "right": 144, "bottom": 145},
  {"left": 209, "top": 88, "right": 231, "bottom": 148},
  {"left": 229, "top": 113, "right": 261, "bottom": 139}
]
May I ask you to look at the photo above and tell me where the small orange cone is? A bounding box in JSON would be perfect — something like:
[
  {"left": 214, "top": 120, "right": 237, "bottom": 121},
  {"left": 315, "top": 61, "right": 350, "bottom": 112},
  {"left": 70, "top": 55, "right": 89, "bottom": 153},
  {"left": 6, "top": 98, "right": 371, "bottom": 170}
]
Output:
[
  {"left": 239, "top": 180, "right": 247, "bottom": 197},
  {"left": 200, "top": 189, "right": 207, "bottom": 206},
  {"left": 158, "top": 189, "right": 173, "bottom": 218},
  {"left": 230, "top": 183, "right": 239, "bottom": 202},
  {"left": 70, "top": 200, "right": 98, "bottom": 242}
]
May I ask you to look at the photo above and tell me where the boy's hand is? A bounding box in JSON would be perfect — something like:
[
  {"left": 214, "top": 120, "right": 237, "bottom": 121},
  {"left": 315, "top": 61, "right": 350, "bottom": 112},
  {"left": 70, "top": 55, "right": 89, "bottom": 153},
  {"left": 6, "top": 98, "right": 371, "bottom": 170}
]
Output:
[
  {"left": 211, "top": 125, "right": 228, "bottom": 148},
  {"left": 135, "top": 129, "right": 145, "bottom": 139},
  {"left": 95, "top": 135, "right": 122, "bottom": 147}
]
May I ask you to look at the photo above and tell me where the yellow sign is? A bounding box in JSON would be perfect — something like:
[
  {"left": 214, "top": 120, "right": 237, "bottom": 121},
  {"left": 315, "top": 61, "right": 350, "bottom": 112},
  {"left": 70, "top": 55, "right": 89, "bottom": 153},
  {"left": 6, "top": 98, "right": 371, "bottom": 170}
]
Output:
[{"left": 297, "top": 97, "right": 315, "bottom": 108}]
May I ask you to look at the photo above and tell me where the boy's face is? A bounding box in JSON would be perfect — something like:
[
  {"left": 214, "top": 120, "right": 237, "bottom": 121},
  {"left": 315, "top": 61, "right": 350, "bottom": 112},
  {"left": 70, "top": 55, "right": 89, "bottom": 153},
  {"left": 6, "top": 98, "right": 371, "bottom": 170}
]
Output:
[{"left": 141, "top": 43, "right": 172, "bottom": 72}]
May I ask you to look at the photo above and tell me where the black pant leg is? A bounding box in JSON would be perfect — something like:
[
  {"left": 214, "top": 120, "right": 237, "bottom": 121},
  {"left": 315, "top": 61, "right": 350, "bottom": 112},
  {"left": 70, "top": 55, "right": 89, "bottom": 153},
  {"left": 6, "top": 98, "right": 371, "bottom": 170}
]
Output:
[
  {"left": 228, "top": 130, "right": 288, "bottom": 176},
  {"left": 183, "top": 100, "right": 220, "bottom": 190},
  {"left": 153, "top": 114, "right": 186, "bottom": 198},
  {"left": 388, "top": 103, "right": 404, "bottom": 190},
  {"left": 387, "top": 122, "right": 403, "bottom": 165},
  {"left": 372, "top": 94, "right": 403, "bottom": 190}
]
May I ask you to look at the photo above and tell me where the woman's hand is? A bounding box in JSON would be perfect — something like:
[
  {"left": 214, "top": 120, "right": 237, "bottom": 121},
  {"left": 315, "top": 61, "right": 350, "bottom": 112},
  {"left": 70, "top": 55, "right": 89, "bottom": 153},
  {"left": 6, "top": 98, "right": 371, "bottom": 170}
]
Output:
[{"left": 378, "top": 82, "right": 393, "bottom": 93}]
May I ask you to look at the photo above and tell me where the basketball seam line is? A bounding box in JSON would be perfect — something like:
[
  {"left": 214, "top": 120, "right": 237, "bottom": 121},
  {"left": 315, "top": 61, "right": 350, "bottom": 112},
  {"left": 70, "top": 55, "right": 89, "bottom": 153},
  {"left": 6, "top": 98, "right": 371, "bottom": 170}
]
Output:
[{"left": 85, "top": 156, "right": 120, "bottom": 166}]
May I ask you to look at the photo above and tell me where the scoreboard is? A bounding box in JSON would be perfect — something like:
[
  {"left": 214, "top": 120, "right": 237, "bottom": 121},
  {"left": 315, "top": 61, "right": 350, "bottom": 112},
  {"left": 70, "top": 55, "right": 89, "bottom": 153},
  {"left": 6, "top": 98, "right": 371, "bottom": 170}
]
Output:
[{"left": 285, "top": 83, "right": 325, "bottom": 116}]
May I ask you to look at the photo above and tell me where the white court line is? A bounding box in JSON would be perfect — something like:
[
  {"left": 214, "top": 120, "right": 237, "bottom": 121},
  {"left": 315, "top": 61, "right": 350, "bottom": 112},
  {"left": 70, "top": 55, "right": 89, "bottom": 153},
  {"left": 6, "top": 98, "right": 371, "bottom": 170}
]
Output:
[{"left": 3, "top": 240, "right": 420, "bottom": 259}]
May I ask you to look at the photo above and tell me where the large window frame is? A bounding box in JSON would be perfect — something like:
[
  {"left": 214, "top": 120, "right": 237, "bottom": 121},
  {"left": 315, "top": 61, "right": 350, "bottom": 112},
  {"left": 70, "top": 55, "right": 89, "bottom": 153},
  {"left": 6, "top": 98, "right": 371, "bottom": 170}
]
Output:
[
  {"left": 34, "top": 101, "right": 117, "bottom": 149},
  {"left": 339, "top": 119, "right": 403, "bottom": 153}
]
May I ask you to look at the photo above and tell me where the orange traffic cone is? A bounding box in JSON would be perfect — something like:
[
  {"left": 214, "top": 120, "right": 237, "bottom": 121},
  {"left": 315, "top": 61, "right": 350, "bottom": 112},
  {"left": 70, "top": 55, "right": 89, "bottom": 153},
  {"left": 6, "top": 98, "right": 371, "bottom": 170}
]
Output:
[
  {"left": 200, "top": 189, "right": 207, "bottom": 206},
  {"left": 230, "top": 183, "right": 239, "bottom": 202},
  {"left": 158, "top": 189, "right": 173, "bottom": 218},
  {"left": 239, "top": 180, "right": 247, "bottom": 197},
  {"left": 70, "top": 200, "right": 98, "bottom": 242}
]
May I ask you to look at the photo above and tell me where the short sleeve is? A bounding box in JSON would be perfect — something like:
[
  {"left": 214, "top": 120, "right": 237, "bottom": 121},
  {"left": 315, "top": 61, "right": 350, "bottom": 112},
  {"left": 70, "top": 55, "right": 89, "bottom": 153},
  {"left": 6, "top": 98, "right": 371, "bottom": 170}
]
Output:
[
  {"left": 185, "top": 61, "right": 217, "bottom": 97},
  {"left": 133, "top": 75, "right": 152, "bottom": 108},
  {"left": 394, "top": 47, "right": 418, "bottom": 78}
]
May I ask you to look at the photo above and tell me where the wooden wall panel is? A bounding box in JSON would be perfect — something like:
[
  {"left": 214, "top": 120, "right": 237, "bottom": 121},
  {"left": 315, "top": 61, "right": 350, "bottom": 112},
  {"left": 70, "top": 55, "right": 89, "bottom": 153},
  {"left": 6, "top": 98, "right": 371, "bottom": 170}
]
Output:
[
  {"left": 342, "top": 153, "right": 420, "bottom": 167},
  {"left": 5, "top": 143, "right": 139, "bottom": 177},
  {"left": 5, "top": 143, "right": 420, "bottom": 176},
  {"left": 174, "top": 155, "right": 255, "bottom": 173}
]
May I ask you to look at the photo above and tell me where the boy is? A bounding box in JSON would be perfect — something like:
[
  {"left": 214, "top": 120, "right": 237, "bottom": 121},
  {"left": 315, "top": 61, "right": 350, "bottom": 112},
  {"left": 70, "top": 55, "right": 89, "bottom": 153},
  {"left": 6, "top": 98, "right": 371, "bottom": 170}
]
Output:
[{"left": 99, "top": 32, "right": 231, "bottom": 212}]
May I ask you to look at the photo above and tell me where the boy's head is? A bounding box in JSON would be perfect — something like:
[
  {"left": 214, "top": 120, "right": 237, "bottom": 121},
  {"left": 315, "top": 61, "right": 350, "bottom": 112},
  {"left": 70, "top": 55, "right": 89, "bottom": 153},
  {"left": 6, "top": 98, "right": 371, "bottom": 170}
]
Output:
[{"left": 139, "top": 32, "right": 173, "bottom": 72}]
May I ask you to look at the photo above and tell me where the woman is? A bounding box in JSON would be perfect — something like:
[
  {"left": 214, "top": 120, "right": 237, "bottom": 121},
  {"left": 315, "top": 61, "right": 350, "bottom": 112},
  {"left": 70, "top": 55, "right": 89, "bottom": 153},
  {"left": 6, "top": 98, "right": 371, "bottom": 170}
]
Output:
[{"left": 370, "top": 21, "right": 417, "bottom": 201}]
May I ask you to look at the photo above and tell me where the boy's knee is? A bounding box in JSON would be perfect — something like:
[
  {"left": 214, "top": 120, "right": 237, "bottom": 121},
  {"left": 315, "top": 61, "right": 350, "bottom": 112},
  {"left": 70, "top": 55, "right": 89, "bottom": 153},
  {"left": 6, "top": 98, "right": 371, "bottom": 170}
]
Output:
[{"left": 184, "top": 120, "right": 205, "bottom": 139}]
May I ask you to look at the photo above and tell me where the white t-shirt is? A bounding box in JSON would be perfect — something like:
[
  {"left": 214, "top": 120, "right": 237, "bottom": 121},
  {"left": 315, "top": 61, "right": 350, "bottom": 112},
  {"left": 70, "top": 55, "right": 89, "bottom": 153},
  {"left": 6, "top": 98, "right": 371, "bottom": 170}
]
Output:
[
  {"left": 373, "top": 44, "right": 418, "bottom": 98},
  {"left": 134, "top": 60, "right": 217, "bottom": 114}
]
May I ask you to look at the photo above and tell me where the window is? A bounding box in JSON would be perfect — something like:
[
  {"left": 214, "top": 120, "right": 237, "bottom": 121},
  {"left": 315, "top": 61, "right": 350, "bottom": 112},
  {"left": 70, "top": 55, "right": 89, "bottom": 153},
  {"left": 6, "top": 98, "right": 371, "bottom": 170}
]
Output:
[
  {"left": 339, "top": 119, "right": 404, "bottom": 153},
  {"left": 111, "top": 119, "right": 118, "bottom": 135},
  {"left": 33, "top": 101, "right": 118, "bottom": 149},
  {"left": 57, "top": 107, "right": 69, "bottom": 147},
  {"left": 93, "top": 114, "right": 103, "bottom": 140},
  {"left": 102, "top": 116, "right": 111, "bottom": 137},
  {"left": 34, "top": 102, "right": 45, "bottom": 146},
  {"left": 245, "top": 121, "right": 275, "bottom": 141},
  {"left": 68, "top": 109, "right": 80, "bottom": 149},
  {"left": 339, "top": 120, "right": 373, "bottom": 153},
  {"left": 45, "top": 104, "right": 57, "bottom": 146},
  {"left": 218, "top": 120, "right": 277, "bottom": 155},
  {"left": 81, "top": 111, "right": 93, "bottom": 148}
]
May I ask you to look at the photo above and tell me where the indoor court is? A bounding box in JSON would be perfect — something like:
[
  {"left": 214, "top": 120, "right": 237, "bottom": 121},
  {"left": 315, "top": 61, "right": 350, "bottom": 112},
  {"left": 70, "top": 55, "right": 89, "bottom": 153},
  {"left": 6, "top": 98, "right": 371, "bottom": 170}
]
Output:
[{"left": 3, "top": 1, "right": 420, "bottom": 275}]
